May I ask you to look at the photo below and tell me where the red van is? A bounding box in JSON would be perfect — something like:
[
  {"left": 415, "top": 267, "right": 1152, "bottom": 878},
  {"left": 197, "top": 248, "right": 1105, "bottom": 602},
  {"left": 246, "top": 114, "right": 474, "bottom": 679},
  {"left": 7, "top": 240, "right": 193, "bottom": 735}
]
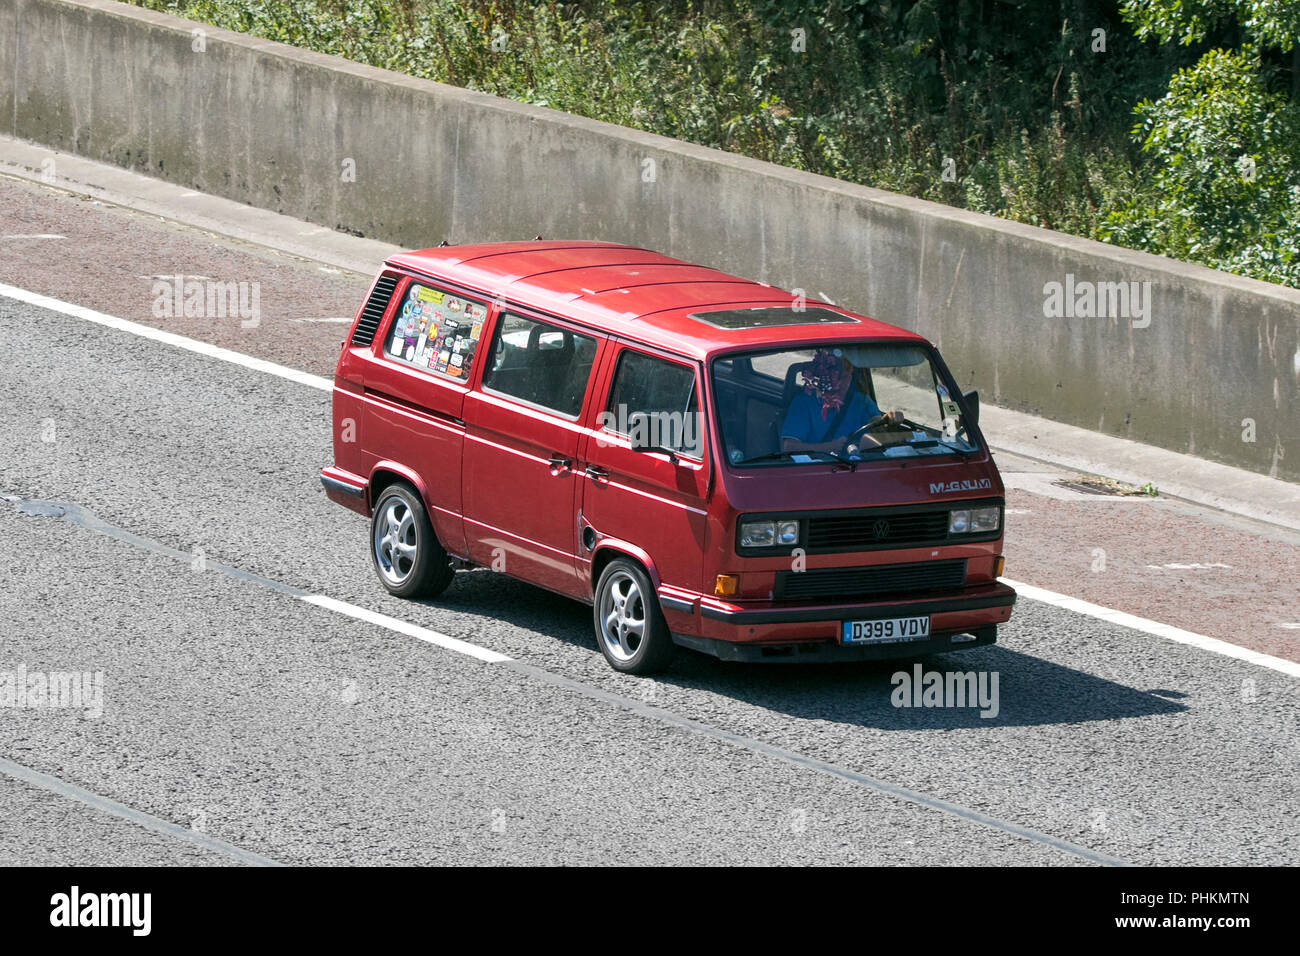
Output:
[{"left": 321, "top": 241, "right": 1015, "bottom": 673}]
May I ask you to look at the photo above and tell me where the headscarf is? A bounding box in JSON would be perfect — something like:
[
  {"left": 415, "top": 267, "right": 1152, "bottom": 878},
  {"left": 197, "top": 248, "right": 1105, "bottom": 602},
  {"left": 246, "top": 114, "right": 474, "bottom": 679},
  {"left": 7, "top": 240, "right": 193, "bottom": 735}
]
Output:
[{"left": 803, "top": 348, "right": 850, "bottom": 420}]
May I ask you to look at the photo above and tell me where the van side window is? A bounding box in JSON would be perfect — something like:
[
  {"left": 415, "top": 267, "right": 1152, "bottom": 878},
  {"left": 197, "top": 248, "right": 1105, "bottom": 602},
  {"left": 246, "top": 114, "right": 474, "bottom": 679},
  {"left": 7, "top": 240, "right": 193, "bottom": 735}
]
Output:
[
  {"left": 383, "top": 281, "right": 488, "bottom": 381},
  {"left": 481, "top": 313, "right": 598, "bottom": 417},
  {"left": 603, "top": 349, "right": 703, "bottom": 459}
]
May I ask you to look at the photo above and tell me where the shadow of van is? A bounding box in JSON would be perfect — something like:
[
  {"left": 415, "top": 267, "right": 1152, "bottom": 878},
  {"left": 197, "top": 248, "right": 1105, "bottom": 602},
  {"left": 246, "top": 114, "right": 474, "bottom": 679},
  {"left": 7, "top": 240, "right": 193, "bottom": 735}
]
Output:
[{"left": 427, "top": 568, "right": 1187, "bottom": 730}]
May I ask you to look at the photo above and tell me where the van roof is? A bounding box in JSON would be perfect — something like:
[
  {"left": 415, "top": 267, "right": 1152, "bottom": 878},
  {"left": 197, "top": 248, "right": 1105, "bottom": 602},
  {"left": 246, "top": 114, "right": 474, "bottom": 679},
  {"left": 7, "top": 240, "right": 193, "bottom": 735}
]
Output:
[{"left": 386, "top": 241, "right": 925, "bottom": 360}]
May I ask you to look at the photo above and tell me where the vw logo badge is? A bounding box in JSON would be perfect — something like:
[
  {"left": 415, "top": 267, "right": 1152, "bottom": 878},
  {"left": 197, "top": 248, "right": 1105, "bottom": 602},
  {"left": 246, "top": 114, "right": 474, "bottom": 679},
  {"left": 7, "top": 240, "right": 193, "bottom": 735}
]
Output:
[{"left": 872, "top": 519, "right": 890, "bottom": 539}]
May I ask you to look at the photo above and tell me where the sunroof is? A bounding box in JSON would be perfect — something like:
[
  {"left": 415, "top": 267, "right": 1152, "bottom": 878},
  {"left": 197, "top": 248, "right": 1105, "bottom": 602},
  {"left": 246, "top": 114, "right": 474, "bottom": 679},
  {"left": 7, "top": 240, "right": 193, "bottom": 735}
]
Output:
[{"left": 689, "top": 306, "right": 859, "bottom": 329}]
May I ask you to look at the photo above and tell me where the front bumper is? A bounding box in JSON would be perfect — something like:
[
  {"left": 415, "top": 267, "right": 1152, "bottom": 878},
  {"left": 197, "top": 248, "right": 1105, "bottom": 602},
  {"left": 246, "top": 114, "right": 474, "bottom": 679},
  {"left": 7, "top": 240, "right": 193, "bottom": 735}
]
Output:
[
  {"left": 674, "top": 624, "right": 997, "bottom": 662},
  {"left": 659, "top": 582, "right": 1015, "bottom": 662}
]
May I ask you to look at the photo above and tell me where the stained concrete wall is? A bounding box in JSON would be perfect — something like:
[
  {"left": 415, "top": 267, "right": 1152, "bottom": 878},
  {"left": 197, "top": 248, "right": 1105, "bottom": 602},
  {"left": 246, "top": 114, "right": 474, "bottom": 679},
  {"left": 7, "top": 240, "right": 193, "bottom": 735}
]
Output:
[{"left": 4, "top": 0, "right": 1298, "bottom": 480}]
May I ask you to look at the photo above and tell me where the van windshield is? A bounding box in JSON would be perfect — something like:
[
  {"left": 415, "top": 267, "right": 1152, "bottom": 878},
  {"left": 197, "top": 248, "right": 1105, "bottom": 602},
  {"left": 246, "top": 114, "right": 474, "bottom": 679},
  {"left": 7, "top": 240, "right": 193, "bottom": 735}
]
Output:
[{"left": 711, "top": 344, "right": 980, "bottom": 467}]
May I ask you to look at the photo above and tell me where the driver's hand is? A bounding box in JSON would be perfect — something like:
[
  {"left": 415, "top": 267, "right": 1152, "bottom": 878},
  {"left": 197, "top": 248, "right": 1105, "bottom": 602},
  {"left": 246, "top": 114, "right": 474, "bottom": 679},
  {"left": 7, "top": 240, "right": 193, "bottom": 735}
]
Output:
[{"left": 883, "top": 409, "right": 904, "bottom": 424}]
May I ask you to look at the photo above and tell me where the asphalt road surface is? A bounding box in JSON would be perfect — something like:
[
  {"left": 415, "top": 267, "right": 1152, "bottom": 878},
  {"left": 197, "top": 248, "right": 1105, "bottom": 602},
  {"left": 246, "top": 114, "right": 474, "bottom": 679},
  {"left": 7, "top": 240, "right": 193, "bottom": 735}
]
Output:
[{"left": 1, "top": 175, "right": 1297, "bottom": 865}]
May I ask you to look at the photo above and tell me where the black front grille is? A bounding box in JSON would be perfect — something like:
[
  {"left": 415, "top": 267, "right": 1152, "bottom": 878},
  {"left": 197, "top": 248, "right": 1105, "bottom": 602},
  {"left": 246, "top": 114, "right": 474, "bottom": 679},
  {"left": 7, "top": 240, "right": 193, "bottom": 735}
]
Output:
[
  {"left": 775, "top": 559, "right": 967, "bottom": 601},
  {"left": 806, "top": 509, "right": 950, "bottom": 551},
  {"left": 350, "top": 272, "right": 399, "bottom": 346}
]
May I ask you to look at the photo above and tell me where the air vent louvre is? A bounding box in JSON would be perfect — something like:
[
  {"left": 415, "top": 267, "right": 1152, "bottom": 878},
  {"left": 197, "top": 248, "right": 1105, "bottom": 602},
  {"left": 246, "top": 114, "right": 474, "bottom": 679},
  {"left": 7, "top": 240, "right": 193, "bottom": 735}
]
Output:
[{"left": 350, "top": 273, "right": 400, "bottom": 346}]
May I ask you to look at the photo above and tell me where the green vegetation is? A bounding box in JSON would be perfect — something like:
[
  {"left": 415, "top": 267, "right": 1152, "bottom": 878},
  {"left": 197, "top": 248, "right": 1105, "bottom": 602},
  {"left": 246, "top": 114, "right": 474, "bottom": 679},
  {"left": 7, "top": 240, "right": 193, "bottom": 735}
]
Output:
[{"left": 129, "top": 0, "right": 1300, "bottom": 287}]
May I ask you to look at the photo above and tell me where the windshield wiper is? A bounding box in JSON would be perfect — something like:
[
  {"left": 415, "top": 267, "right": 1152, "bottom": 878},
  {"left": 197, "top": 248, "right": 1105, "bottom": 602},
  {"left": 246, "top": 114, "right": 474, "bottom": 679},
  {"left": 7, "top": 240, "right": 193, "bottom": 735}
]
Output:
[
  {"left": 825, "top": 450, "right": 858, "bottom": 472},
  {"left": 735, "top": 451, "right": 796, "bottom": 465}
]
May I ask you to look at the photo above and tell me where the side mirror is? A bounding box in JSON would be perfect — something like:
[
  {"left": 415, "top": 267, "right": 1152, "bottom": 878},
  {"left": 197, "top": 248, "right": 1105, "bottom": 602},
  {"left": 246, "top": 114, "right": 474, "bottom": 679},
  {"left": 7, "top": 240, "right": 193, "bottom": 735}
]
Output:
[{"left": 961, "top": 389, "right": 980, "bottom": 427}]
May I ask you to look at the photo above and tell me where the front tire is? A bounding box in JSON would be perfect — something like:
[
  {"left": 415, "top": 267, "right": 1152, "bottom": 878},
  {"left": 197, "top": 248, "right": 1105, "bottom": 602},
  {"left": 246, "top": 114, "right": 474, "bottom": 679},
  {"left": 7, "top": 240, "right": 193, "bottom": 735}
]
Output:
[
  {"left": 594, "top": 558, "right": 675, "bottom": 674},
  {"left": 370, "top": 483, "right": 455, "bottom": 599}
]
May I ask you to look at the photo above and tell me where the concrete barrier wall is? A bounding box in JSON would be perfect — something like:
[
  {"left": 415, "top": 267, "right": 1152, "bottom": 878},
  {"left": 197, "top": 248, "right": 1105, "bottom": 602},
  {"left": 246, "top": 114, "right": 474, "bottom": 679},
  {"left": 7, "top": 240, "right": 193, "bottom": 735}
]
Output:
[{"left": 5, "top": 0, "right": 1298, "bottom": 481}]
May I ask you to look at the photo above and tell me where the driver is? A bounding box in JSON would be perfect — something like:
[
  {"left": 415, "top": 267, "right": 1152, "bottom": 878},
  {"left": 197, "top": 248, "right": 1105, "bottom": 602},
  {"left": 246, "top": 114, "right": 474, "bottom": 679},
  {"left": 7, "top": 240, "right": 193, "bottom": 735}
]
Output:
[{"left": 781, "top": 348, "right": 902, "bottom": 453}]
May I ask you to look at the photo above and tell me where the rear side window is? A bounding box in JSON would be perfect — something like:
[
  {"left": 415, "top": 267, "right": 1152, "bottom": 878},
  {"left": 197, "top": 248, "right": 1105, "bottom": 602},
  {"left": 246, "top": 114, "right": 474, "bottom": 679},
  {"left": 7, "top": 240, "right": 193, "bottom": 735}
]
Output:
[
  {"left": 603, "top": 349, "right": 703, "bottom": 459},
  {"left": 481, "top": 313, "right": 599, "bottom": 417},
  {"left": 383, "top": 281, "right": 488, "bottom": 381}
]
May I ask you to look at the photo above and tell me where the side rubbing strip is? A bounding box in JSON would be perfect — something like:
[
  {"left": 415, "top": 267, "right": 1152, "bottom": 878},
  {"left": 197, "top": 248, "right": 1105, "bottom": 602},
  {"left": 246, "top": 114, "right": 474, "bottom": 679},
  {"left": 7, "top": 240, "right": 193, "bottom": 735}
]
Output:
[
  {"left": 350, "top": 272, "right": 400, "bottom": 346},
  {"left": 320, "top": 474, "right": 365, "bottom": 498}
]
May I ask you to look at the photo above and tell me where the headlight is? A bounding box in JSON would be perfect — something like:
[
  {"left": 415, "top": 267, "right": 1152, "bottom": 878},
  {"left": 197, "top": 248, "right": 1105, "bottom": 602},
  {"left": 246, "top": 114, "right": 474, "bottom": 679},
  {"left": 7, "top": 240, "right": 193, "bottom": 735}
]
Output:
[
  {"left": 739, "top": 520, "right": 776, "bottom": 548},
  {"left": 739, "top": 518, "right": 801, "bottom": 548},
  {"left": 949, "top": 507, "right": 1000, "bottom": 533}
]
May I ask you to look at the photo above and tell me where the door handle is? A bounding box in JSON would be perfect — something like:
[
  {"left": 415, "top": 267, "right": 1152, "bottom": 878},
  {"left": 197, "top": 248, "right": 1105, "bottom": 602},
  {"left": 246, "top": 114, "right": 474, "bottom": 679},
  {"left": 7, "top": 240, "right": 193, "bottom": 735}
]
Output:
[
  {"left": 584, "top": 464, "right": 609, "bottom": 482},
  {"left": 548, "top": 454, "right": 572, "bottom": 476}
]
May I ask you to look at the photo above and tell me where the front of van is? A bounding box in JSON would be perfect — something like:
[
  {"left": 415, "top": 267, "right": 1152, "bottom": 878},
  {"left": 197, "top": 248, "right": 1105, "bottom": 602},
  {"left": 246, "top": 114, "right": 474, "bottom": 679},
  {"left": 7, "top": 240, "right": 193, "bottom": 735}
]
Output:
[{"left": 676, "top": 332, "right": 1015, "bottom": 662}]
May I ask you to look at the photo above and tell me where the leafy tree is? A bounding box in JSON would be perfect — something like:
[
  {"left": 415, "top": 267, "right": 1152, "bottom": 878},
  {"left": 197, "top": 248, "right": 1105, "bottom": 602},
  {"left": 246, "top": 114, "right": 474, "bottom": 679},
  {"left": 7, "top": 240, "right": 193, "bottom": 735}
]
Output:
[
  {"left": 1124, "top": 0, "right": 1299, "bottom": 51},
  {"left": 1104, "top": 1, "right": 1300, "bottom": 281}
]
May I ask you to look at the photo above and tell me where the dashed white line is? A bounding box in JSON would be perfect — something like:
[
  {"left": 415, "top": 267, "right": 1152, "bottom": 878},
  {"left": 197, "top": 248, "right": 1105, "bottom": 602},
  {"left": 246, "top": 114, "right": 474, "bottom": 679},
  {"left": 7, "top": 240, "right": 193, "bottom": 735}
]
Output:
[
  {"left": 6, "top": 494, "right": 512, "bottom": 666},
  {"left": 300, "top": 595, "right": 512, "bottom": 663},
  {"left": 1, "top": 233, "right": 65, "bottom": 239}
]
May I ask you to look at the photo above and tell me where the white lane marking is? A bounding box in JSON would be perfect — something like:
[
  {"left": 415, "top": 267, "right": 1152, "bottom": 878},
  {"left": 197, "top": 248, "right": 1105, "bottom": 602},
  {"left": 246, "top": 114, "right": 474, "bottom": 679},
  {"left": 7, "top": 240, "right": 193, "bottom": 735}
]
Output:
[
  {"left": 7, "top": 493, "right": 514, "bottom": 669},
  {"left": 1277, "top": 623, "right": 1300, "bottom": 630},
  {"left": 292, "top": 317, "right": 352, "bottom": 324},
  {"left": 299, "top": 595, "right": 512, "bottom": 664},
  {"left": 0, "top": 282, "right": 332, "bottom": 392},
  {"left": 1, "top": 233, "right": 65, "bottom": 239},
  {"left": 2, "top": 283, "right": 1289, "bottom": 678},
  {"left": 1145, "top": 562, "right": 1232, "bottom": 570},
  {"left": 1002, "top": 577, "right": 1300, "bottom": 678}
]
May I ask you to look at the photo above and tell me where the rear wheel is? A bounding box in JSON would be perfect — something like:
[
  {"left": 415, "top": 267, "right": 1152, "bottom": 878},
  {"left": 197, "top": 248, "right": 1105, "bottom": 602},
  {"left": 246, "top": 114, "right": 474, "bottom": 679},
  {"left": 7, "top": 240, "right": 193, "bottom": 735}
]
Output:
[
  {"left": 370, "top": 483, "right": 455, "bottom": 599},
  {"left": 594, "top": 558, "right": 675, "bottom": 674}
]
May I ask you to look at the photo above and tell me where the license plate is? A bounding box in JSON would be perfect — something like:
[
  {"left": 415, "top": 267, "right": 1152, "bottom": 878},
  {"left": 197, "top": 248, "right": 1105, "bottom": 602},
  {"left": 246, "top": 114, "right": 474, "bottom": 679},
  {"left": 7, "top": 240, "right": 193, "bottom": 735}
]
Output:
[{"left": 841, "top": 616, "right": 931, "bottom": 645}]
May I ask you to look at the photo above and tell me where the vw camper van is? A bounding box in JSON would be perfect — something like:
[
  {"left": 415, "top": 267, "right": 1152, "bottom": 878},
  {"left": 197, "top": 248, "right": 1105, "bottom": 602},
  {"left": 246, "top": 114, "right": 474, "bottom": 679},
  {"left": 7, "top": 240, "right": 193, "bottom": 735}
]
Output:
[{"left": 321, "top": 241, "right": 1015, "bottom": 673}]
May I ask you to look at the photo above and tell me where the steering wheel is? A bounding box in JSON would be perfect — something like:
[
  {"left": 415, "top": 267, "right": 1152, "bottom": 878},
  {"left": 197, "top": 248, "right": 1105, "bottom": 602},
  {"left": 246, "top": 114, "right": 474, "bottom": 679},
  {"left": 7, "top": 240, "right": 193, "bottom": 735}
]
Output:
[{"left": 844, "top": 413, "right": 907, "bottom": 447}]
